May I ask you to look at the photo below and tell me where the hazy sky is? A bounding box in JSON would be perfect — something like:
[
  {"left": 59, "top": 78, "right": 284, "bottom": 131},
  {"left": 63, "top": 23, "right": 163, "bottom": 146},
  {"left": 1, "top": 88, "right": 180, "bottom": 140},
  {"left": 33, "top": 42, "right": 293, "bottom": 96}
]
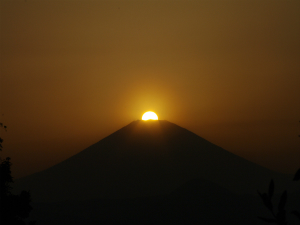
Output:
[{"left": 1, "top": 0, "right": 299, "bottom": 178}]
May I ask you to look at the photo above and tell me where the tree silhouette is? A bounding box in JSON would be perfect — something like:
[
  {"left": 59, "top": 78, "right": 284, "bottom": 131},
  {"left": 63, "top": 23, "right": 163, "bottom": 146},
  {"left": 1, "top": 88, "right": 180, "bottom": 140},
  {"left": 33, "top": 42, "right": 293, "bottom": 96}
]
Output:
[
  {"left": 258, "top": 121, "right": 300, "bottom": 224},
  {"left": 0, "top": 123, "right": 36, "bottom": 225},
  {"left": 258, "top": 168, "right": 300, "bottom": 225}
]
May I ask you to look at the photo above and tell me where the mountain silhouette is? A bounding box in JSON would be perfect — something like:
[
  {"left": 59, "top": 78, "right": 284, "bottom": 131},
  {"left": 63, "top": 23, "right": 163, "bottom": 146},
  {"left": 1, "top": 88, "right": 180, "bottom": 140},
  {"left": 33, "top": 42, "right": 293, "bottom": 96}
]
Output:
[
  {"left": 27, "top": 179, "right": 265, "bottom": 225},
  {"left": 14, "top": 120, "right": 291, "bottom": 202}
]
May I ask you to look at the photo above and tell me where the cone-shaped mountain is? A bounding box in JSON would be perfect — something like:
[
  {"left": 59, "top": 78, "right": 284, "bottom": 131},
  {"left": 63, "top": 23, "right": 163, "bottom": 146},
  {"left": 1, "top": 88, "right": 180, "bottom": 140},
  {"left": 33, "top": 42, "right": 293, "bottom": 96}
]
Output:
[{"left": 14, "top": 120, "right": 289, "bottom": 202}]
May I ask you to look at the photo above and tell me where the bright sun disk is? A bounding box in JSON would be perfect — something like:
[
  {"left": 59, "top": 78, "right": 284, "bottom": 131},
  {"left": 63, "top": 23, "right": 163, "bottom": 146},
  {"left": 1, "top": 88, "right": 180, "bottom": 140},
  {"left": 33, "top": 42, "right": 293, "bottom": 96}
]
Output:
[{"left": 142, "top": 111, "right": 158, "bottom": 120}]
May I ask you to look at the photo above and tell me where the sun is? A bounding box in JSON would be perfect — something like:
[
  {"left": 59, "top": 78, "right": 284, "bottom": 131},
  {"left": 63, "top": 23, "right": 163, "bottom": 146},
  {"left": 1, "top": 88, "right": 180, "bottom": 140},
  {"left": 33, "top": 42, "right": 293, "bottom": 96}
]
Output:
[{"left": 142, "top": 111, "right": 158, "bottom": 121}]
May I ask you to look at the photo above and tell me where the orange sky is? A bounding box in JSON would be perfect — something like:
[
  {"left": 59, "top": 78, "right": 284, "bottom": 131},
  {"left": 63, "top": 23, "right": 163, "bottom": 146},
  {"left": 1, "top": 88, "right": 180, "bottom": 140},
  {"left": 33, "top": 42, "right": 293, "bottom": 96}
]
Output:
[{"left": 1, "top": 0, "right": 300, "bottom": 178}]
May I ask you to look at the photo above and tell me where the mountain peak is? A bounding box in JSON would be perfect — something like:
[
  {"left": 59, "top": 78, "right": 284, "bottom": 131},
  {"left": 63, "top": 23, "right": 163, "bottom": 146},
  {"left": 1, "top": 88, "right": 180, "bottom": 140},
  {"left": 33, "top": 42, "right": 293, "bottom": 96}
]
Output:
[{"left": 14, "top": 120, "right": 290, "bottom": 202}]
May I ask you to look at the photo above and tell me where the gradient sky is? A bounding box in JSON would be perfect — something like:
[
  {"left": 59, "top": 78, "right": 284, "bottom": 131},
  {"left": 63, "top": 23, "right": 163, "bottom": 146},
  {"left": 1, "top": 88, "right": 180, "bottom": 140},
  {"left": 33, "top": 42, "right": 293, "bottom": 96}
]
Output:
[{"left": 1, "top": 0, "right": 299, "bottom": 179}]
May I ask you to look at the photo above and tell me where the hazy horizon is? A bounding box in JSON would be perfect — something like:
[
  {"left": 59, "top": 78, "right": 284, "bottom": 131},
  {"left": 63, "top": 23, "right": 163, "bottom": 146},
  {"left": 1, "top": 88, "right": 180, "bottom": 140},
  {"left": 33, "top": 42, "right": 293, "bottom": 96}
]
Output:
[{"left": 1, "top": 0, "right": 299, "bottom": 179}]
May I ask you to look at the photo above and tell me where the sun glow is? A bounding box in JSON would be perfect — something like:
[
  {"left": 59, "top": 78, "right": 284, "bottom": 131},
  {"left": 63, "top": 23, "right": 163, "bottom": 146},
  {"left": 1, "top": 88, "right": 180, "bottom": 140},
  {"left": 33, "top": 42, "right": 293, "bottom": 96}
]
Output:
[{"left": 142, "top": 111, "right": 158, "bottom": 121}]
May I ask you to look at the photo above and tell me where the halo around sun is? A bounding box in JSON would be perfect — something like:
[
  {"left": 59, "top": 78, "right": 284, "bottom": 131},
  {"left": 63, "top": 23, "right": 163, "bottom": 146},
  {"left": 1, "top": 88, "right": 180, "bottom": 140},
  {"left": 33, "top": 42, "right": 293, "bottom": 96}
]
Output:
[{"left": 142, "top": 111, "right": 158, "bottom": 121}]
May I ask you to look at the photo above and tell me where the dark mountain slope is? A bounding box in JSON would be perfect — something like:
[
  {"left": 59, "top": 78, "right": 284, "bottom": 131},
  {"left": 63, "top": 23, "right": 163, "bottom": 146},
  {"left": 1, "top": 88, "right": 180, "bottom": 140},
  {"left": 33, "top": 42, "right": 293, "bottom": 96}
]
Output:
[
  {"left": 27, "top": 179, "right": 266, "bottom": 225},
  {"left": 14, "top": 120, "right": 291, "bottom": 202},
  {"left": 26, "top": 178, "right": 300, "bottom": 225}
]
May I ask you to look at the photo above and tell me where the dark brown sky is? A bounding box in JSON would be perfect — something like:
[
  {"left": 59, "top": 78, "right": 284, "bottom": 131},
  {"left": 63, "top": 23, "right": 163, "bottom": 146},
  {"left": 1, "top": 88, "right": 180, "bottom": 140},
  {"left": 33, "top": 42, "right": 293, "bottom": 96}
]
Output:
[{"left": 1, "top": 0, "right": 299, "bottom": 178}]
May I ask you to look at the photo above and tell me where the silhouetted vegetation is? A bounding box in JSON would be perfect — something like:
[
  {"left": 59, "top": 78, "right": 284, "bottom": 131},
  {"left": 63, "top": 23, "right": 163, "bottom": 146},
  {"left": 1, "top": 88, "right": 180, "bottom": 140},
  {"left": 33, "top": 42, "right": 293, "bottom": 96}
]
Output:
[
  {"left": 258, "top": 168, "right": 300, "bottom": 224},
  {"left": 0, "top": 123, "right": 36, "bottom": 225},
  {"left": 0, "top": 123, "right": 7, "bottom": 151}
]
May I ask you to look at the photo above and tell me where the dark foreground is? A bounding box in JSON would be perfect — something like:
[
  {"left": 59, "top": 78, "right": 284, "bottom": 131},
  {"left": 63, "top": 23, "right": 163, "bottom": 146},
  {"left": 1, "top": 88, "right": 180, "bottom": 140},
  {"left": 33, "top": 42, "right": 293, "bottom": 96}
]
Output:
[{"left": 26, "top": 179, "right": 300, "bottom": 225}]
